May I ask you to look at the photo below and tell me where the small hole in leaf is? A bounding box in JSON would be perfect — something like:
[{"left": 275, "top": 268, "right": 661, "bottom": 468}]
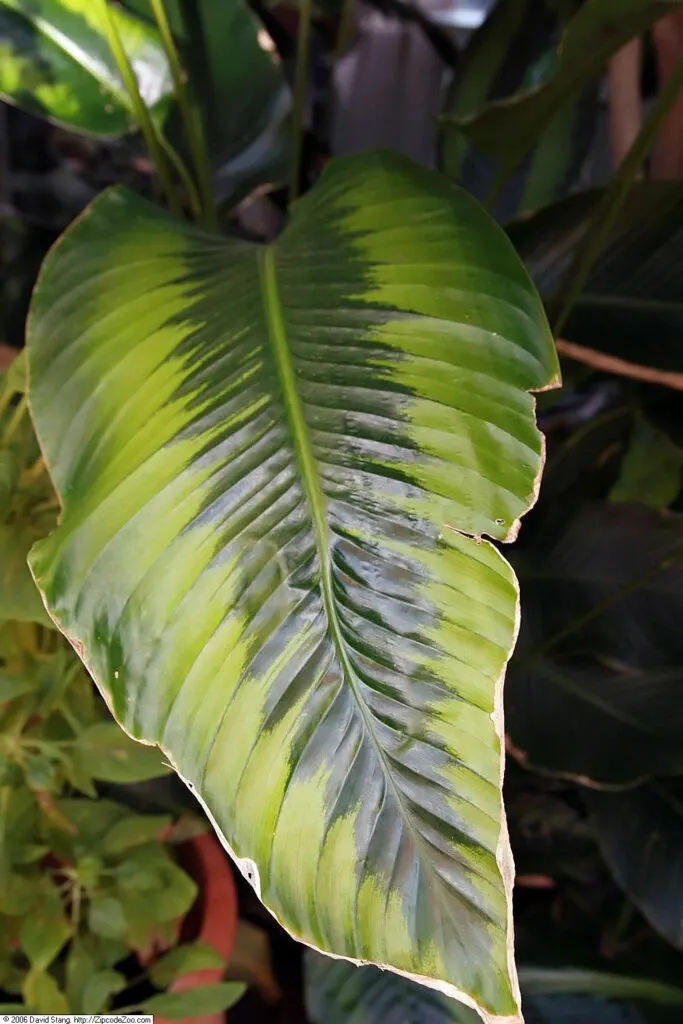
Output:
[{"left": 495, "top": 518, "right": 505, "bottom": 525}]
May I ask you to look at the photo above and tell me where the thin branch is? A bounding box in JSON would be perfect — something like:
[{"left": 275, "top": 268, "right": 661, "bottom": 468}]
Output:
[
  {"left": 160, "top": 135, "right": 202, "bottom": 220},
  {"left": 556, "top": 338, "right": 683, "bottom": 392},
  {"left": 98, "top": 0, "right": 181, "bottom": 217},
  {"left": 334, "top": 0, "right": 355, "bottom": 59},
  {"left": 150, "top": 0, "right": 217, "bottom": 229}
]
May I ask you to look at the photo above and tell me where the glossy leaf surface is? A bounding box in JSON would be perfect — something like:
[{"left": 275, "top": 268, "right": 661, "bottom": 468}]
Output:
[
  {"left": 28, "top": 150, "right": 558, "bottom": 1021},
  {"left": 441, "top": 0, "right": 683, "bottom": 176},
  {"left": 0, "top": 0, "right": 173, "bottom": 135}
]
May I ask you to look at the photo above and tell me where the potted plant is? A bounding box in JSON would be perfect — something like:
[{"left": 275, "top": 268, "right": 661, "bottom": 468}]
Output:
[{"left": 0, "top": 356, "right": 243, "bottom": 1019}]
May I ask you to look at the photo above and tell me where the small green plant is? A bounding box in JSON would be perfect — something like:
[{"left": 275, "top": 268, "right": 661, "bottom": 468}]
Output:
[{"left": 0, "top": 360, "right": 243, "bottom": 1016}]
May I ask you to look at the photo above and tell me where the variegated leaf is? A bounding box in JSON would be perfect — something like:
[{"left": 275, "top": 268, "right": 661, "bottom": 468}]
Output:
[{"left": 27, "top": 150, "right": 559, "bottom": 1022}]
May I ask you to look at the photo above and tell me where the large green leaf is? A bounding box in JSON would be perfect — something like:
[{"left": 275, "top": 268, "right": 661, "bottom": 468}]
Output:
[
  {"left": 441, "top": 0, "right": 683, "bottom": 177},
  {"left": 27, "top": 150, "right": 558, "bottom": 1020},
  {"left": 507, "top": 503, "right": 683, "bottom": 784},
  {"left": 587, "top": 782, "right": 683, "bottom": 952},
  {"left": 0, "top": 0, "right": 173, "bottom": 135}
]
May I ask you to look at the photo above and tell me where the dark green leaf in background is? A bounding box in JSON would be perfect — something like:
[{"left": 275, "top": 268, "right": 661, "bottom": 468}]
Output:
[
  {"left": 126, "top": 0, "right": 292, "bottom": 204},
  {"left": 440, "top": 0, "right": 595, "bottom": 217},
  {"left": 508, "top": 182, "right": 683, "bottom": 372},
  {"left": 515, "top": 502, "right": 683, "bottom": 666},
  {"left": 305, "top": 952, "right": 481, "bottom": 1023},
  {"left": 610, "top": 417, "right": 683, "bottom": 510},
  {"left": 587, "top": 782, "right": 683, "bottom": 952},
  {"left": 440, "top": 0, "right": 532, "bottom": 180},
  {"left": 520, "top": 967, "right": 683, "bottom": 1012},
  {"left": 523, "top": 993, "right": 683, "bottom": 1023},
  {"left": 0, "top": 0, "right": 173, "bottom": 135},
  {"left": 441, "top": 0, "right": 683, "bottom": 179},
  {"left": 507, "top": 658, "right": 683, "bottom": 784},
  {"left": 507, "top": 503, "right": 683, "bottom": 784},
  {"left": 305, "top": 954, "right": 683, "bottom": 1024}
]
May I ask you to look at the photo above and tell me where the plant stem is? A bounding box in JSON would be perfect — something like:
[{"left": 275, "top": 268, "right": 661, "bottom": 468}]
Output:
[
  {"left": 149, "top": 0, "right": 217, "bottom": 229},
  {"left": 554, "top": 58, "right": 683, "bottom": 335},
  {"left": 160, "top": 135, "right": 202, "bottom": 220},
  {"left": 334, "top": 0, "right": 355, "bottom": 59},
  {"left": 555, "top": 337, "right": 683, "bottom": 392},
  {"left": 98, "top": 0, "right": 182, "bottom": 217},
  {"left": 179, "top": 0, "right": 212, "bottom": 113},
  {"left": 289, "top": 0, "right": 313, "bottom": 204}
]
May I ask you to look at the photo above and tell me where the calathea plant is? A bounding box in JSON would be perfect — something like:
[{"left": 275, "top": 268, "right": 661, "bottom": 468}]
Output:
[{"left": 2, "top": 0, "right": 560, "bottom": 1020}]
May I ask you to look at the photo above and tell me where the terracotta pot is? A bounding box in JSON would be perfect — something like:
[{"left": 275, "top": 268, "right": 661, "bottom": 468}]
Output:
[{"left": 157, "top": 833, "right": 239, "bottom": 1024}]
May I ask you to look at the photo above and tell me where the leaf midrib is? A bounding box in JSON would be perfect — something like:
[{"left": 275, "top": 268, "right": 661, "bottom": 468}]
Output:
[
  {"left": 258, "top": 246, "right": 465, "bottom": 901},
  {"left": 259, "top": 245, "right": 378, "bottom": 729}
]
